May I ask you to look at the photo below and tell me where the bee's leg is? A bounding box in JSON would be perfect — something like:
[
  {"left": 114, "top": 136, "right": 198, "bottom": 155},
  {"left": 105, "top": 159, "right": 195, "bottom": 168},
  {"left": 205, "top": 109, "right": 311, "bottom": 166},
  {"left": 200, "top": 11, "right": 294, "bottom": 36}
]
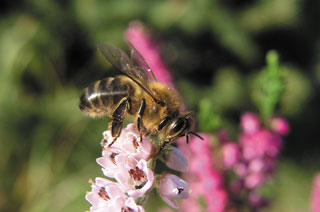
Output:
[
  {"left": 136, "top": 98, "right": 146, "bottom": 143},
  {"left": 108, "top": 97, "right": 130, "bottom": 147},
  {"left": 157, "top": 116, "right": 170, "bottom": 131}
]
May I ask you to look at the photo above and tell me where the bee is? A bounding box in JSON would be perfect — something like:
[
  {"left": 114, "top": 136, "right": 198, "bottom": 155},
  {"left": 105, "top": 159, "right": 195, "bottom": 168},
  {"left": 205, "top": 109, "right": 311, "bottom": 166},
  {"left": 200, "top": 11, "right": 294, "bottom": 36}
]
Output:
[{"left": 79, "top": 42, "right": 202, "bottom": 156}]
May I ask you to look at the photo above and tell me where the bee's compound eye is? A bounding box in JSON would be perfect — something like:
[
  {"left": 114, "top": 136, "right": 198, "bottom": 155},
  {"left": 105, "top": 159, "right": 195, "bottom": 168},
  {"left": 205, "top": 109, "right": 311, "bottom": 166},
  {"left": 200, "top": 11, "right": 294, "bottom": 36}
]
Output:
[{"left": 169, "top": 118, "right": 186, "bottom": 136}]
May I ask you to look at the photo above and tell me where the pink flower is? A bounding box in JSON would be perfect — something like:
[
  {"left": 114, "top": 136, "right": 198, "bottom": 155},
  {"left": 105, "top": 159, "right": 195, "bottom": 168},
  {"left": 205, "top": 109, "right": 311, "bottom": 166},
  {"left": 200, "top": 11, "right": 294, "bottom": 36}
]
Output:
[
  {"left": 163, "top": 146, "right": 188, "bottom": 172},
  {"left": 218, "top": 130, "right": 230, "bottom": 143},
  {"left": 101, "top": 123, "right": 152, "bottom": 160},
  {"left": 271, "top": 117, "right": 290, "bottom": 135},
  {"left": 222, "top": 142, "right": 240, "bottom": 168},
  {"left": 244, "top": 172, "right": 264, "bottom": 189},
  {"left": 179, "top": 134, "right": 227, "bottom": 212},
  {"left": 107, "top": 196, "right": 145, "bottom": 212},
  {"left": 85, "top": 177, "right": 125, "bottom": 211},
  {"left": 97, "top": 124, "right": 153, "bottom": 179},
  {"left": 241, "top": 112, "right": 260, "bottom": 135},
  {"left": 233, "top": 163, "right": 248, "bottom": 178},
  {"left": 248, "top": 158, "right": 265, "bottom": 173},
  {"left": 158, "top": 174, "right": 190, "bottom": 209},
  {"left": 115, "top": 156, "right": 154, "bottom": 197},
  {"left": 240, "top": 129, "right": 281, "bottom": 160},
  {"left": 311, "top": 173, "right": 320, "bottom": 212},
  {"left": 248, "top": 191, "right": 269, "bottom": 208}
]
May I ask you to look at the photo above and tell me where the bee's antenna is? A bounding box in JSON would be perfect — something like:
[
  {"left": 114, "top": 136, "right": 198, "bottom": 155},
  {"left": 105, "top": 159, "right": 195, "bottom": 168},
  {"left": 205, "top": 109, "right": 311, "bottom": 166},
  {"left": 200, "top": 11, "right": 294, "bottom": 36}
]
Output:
[
  {"left": 188, "top": 131, "right": 203, "bottom": 141},
  {"left": 186, "top": 134, "right": 189, "bottom": 144}
]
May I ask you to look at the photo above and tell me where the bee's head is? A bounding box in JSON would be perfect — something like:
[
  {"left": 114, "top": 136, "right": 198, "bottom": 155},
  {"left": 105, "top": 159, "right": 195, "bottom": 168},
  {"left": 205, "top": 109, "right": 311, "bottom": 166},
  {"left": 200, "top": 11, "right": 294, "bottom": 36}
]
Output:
[{"left": 165, "top": 112, "right": 203, "bottom": 144}]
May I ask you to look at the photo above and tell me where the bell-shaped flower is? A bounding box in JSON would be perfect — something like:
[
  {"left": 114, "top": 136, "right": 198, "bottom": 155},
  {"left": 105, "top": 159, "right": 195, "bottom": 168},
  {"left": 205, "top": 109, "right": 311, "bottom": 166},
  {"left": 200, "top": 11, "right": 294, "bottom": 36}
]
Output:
[
  {"left": 271, "top": 117, "right": 290, "bottom": 135},
  {"left": 158, "top": 174, "right": 190, "bottom": 209},
  {"left": 106, "top": 196, "right": 145, "bottom": 212},
  {"left": 241, "top": 112, "right": 260, "bottom": 135},
  {"left": 85, "top": 177, "right": 125, "bottom": 211},
  {"left": 115, "top": 156, "right": 154, "bottom": 198},
  {"left": 162, "top": 146, "right": 188, "bottom": 172},
  {"left": 101, "top": 124, "right": 152, "bottom": 160}
]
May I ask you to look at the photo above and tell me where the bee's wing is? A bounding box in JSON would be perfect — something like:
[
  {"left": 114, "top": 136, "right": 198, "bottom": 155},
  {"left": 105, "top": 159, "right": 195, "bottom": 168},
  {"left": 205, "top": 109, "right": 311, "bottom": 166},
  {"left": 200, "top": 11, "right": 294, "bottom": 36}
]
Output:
[
  {"left": 97, "top": 43, "right": 162, "bottom": 104},
  {"left": 126, "top": 41, "right": 157, "bottom": 81}
]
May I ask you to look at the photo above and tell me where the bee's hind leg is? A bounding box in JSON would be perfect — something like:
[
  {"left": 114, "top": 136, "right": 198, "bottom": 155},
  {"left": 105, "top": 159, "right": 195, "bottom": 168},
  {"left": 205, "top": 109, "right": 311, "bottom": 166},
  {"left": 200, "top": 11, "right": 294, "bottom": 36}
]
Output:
[
  {"left": 108, "top": 97, "right": 130, "bottom": 147},
  {"left": 136, "top": 98, "right": 146, "bottom": 143}
]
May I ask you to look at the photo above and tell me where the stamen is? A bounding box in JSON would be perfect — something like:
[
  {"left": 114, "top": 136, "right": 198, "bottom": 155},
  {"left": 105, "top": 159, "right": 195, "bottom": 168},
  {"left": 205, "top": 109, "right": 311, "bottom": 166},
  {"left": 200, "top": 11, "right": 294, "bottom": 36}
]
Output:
[
  {"left": 109, "top": 152, "right": 118, "bottom": 165},
  {"left": 132, "top": 137, "right": 139, "bottom": 149},
  {"left": 98, "top": 187, "right": 110, "bottom": 201},
  {"left": 121, "top": 207, "right": 134, "bottom": 212},
  {"left": 128, "top": 167, "right": 147, "bottom": 189}
]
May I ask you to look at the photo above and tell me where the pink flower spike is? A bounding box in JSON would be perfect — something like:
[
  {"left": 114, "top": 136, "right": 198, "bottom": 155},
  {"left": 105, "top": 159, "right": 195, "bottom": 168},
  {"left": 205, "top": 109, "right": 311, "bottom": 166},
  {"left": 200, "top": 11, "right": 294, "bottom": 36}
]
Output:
[
  {"left": 85, "top": 177, "right": 125, "bottom": 211},
  {"left": 158, "top": 174, "right": 190, "bottom": 209},
  {"left": 115, "top": 157, "right": 154, "bottom": 198},
  {"left": 271, "top": 117, "right": 290, "bottom": 135},
  {"left": 164, "top": 146, "right": 188, "bottom": 172},
  {"left": 241, "top": 112, "right": 260, "bottom": 134},
  {"left": 311, "top": 173, "right": 320, "bottom": 212},
  {"left": 222, "top": 142, "right": 240, "bottom": 168}
]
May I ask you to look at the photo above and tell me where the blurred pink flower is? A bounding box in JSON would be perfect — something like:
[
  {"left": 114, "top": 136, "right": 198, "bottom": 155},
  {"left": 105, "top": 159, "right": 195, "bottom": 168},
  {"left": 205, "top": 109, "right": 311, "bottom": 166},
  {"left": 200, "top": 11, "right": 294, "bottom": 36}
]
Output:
[
  {"left": 248, "top": 192, "right": 269, "bottom": 208},
  {"left": 163, "top": 146, "right": 188, "bottom": 172},
  {"left": 115, "top": 156, "right": 154, "bottom": 197},
  {"left": 244, "top": 172, "right": 264, "bottom": 189},
  {"left": 248, "top": 158, "right": 266, "bottom": 173},
  {"left": 85, "top": 177, "right": 125, "bottom": 211},
  {"left": 179, "top": 134, "right": 227, "bottom": 212},
  {"left": 241, "top": 112, "right": 260, "bottom": 135},
  {"left": 218, "top": 130, "right": 230, "bottom": 144},
  {"left": 311, "top": 173, "right": 320, "bottom": 212},
  {"left": 240, "top": 129, "right": 281, "bottom": 160},
  {"left": 222, "top": 142, "right": 240, "bottom": 168},
  {"left": 158, "top": 174, "right": 190, "bottom": 209},
  {"left": 125, "top": 21, "right": 175, "bottom": 89},
  {"left": 271, "top": 117, "right": 290, "bottom": 135}
]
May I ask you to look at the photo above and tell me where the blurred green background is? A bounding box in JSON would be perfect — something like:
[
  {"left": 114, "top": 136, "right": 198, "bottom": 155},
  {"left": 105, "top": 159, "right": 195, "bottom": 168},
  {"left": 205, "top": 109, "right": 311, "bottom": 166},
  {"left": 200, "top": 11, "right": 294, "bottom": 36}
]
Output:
[{"left": 0, "top": 0, "right": 319, "bottom": 211}]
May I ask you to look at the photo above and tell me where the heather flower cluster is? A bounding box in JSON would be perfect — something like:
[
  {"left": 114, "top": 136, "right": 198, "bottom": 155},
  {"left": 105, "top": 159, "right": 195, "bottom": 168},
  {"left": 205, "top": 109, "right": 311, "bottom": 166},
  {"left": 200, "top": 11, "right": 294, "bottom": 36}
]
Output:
[
  {"left": 221, "top": 112, "right": 289, "bottom": 210},
  {"left": 179, "top": 134, "right": 227, "bottom": 212},
  {"left": 86, "top": 124, "right": 190, "bottom": 211},
  {"left": 165, "top": 112, "right": 289, "bottom": 212}
]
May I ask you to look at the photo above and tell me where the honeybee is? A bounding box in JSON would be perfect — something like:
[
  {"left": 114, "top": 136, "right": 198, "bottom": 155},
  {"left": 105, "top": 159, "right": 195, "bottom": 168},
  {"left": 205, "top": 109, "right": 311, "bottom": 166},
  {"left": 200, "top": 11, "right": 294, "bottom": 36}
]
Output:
[{"left": 79, "top": 42, "right": 202, "bottom": 156}]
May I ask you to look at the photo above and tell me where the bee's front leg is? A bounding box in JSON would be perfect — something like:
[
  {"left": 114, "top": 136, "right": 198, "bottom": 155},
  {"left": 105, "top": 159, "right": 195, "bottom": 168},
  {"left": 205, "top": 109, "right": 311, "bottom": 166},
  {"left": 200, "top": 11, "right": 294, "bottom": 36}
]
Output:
[
  {"left": 136, "top": 98, "right": 146, "bottom": 143},
  {"left": 108, "top": 97, "right": 130, "bottom": 147}
]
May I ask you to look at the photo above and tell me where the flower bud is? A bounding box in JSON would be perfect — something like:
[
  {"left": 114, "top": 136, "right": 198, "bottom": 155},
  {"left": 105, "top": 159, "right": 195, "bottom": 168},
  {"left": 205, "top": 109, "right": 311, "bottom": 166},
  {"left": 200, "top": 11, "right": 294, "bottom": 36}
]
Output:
[
  {"left": 158, "top": 174, "right": 190, "bottom": 209},
  {"left": 163, "top": 146, "right": 188, "bottom": 172},
  {"left": 271, "top": 117, "right": 290, "bottom": 135},
  {"left": 241, "top": 113, "right": 260, "bottom": 134},
  {"left": 222, "top": 143, "right": 240, "bottom": 168}
]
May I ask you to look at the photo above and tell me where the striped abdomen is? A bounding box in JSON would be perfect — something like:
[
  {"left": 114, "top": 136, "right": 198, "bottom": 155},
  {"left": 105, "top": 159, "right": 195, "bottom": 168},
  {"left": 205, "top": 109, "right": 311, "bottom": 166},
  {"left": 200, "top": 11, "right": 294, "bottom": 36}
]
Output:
[{"left": 79, "top": 76, "right": 134, "bottom": 118}]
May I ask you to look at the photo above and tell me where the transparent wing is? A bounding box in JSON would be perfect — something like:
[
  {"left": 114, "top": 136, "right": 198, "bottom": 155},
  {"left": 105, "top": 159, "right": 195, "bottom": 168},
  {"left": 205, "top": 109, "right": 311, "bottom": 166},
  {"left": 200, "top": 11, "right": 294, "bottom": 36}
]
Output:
[
  {"left": 127, "top": 41, "right": 157, "bottom": 81},
  {"left": 97, "top": 43, "right": 163, "bottom": 105}
]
